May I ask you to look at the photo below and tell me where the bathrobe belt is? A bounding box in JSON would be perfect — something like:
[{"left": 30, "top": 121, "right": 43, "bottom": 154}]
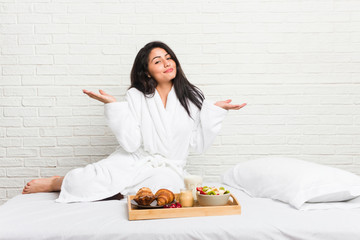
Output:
[{"left": 133, "top": 149, "right": 185, "bottom": 178}]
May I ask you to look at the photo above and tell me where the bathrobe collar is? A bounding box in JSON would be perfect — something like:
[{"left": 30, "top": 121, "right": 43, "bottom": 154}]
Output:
[{"left": 145, "top": 86, "right": 178, "bottom": 157}]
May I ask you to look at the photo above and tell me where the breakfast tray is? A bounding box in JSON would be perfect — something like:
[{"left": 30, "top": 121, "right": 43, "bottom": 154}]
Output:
[{"left": 127, "top": 193, "right": 241, "bottom": 220}]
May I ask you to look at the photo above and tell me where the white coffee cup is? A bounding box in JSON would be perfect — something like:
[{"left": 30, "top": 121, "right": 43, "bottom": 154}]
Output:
[{"left": 184, "top": 175, "right": 203, "bottom": 200}]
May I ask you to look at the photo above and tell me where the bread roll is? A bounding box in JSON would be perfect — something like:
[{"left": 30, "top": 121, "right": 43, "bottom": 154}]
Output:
[{"left": 133, "top": 187, "right": 155, "bottom": 206}]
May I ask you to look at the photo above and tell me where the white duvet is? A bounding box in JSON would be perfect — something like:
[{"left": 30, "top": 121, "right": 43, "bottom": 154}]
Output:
[{"left": 1, "top": 185, "right": 360, "bottom": 240}]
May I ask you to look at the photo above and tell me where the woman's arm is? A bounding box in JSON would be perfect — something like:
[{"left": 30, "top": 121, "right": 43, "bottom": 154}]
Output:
[
  {"left": 83, "top": 89, "right": 142, "bottom": 153},
  {"left": 189, "top": 99, "right": 246, "bottom": 154}
]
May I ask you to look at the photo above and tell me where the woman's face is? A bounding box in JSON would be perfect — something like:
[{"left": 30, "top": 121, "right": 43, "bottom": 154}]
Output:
[{"left": 147, "top": 47, "right": 177, "bottom": 85}]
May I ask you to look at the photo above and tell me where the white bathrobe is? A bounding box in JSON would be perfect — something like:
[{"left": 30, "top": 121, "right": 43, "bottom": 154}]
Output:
[{"left": 56, "top": 86, "right": 227, "bottom": 203}]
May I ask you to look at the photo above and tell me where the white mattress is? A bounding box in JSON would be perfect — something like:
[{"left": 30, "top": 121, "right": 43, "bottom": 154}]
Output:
[{"left": 0, "top": 185, "right": 359, "bottom": 240}]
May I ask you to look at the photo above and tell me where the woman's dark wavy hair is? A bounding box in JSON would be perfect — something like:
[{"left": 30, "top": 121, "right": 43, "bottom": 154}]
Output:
[{"left": 130, "top": 41, "right": 204, "bottom": 117}]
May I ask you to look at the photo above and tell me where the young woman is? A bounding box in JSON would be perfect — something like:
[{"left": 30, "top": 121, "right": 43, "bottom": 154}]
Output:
[{"left": 22, "top": 41, "right": 246, "bottom": 203}]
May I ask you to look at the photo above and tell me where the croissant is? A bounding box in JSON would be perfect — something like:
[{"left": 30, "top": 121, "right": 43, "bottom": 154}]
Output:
[
  {"left": 155, "top": 189, "right": 175, "bottom": 206},
  {"left": 133, "top": 187, "right": 155, "bottom": 206}
]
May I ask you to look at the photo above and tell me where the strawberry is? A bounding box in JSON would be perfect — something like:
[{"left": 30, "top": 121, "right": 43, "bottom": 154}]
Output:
[
  {"left": 196, "top": 187, "right": 203, "bottom": 191},
  {"left": 199, "top": 190, "right": 206, "bottom": 195}
]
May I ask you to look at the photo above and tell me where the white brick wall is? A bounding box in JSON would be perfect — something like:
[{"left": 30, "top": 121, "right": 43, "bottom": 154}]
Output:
[{"left": 1, "top": 0, "right": 360, "bottom": 205}]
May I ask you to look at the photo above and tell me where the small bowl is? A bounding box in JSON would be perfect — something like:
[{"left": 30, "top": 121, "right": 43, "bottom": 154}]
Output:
[{"left": 196, "top": 192, "right": 231, "bottom": 206}]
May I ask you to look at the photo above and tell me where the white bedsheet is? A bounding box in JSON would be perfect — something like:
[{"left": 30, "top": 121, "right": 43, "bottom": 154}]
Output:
[{"left": 0, "top": 185, "right": 359, "bottom": 240}]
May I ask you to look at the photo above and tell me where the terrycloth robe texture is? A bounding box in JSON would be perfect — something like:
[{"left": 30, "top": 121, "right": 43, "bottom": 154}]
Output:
[{"left": 56, "top": 87, "right": 228, "bottom": 203}]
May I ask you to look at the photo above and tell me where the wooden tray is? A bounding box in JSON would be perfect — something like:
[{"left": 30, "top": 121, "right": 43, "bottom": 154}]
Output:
[{"left": 127, "top": 193, "right": 241, "bottom": 220}]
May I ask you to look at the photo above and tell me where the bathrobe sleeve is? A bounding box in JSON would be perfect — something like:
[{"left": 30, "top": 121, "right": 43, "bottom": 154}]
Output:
[
  {"left": 104, "top": 89, "right": 142, "bottom": 153},
  {"left": 189, "top": 99, "right": 228, "bottom": 154}
]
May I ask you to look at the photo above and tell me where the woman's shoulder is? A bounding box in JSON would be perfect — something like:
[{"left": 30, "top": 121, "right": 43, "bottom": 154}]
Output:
[
  {"left": 126, "top": 87, "right": 145, "bottom": 100},
  {"left": 127, "top": 87, "right": 142, "bottom": 95}
]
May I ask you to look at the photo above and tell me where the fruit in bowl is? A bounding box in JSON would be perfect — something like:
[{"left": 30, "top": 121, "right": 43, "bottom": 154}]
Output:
[{"left": 196, "top": 186, "right": 231, "bottom": 206}]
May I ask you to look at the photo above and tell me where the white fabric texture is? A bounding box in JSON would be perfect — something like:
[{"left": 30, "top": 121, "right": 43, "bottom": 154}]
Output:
[
  {"left": 56, "top": 87, "right": 227, "bottom": 203},
  {"left": 2, "top": 184, "right": 360, "bottom": 240},
  {"left": 222, "top": 157, "right": 360, "bottom": 210}
]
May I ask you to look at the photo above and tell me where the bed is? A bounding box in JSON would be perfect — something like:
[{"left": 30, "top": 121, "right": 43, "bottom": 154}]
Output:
[
  {"left": 0, "top": 184, "right": 360, "bottom": 240},
  {"left": 2, "top": 157, "right": 360, "bottom": 240}
]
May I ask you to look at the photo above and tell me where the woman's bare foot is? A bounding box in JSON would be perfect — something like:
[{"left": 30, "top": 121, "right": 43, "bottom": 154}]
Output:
[{"left": 22, "top": 176, "right": 64, "bottom": 194}]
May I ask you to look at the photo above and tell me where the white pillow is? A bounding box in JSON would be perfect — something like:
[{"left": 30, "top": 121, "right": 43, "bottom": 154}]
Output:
[{"left": 222, "top": 157, "right": 360, "bottom": 209}]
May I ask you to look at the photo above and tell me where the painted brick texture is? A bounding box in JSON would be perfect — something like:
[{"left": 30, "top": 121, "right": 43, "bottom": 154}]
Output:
[{"left": 1, "top": 0, "right": 360, "bottom": 205}]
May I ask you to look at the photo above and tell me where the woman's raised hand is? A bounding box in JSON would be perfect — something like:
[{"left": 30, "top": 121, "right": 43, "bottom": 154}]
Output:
[
  {"left": 82, "top": 89, "right": 116, "bottom": 104},
  {"left": 215, "top": 99, "right": 246, "bottom": 110}
]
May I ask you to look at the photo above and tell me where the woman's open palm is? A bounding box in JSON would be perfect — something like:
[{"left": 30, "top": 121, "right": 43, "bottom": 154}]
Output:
[
  {"left": 83, "top": 89, "right": 116, "bottom": 104},
  {"left": 215, "top": 99, "right": 246, "bottom": 110}
]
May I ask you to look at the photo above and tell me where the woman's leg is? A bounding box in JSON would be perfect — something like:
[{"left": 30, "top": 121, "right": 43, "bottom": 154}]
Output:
[{"left": 22, "top": 176, "right": 64, "bottom": 194}]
